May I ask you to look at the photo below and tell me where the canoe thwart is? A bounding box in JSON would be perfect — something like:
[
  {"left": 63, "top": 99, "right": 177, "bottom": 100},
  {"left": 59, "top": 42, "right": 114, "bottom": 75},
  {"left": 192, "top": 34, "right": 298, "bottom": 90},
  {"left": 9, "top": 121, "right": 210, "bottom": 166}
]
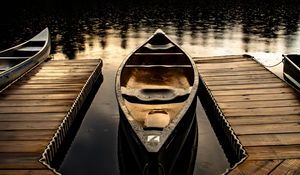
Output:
[
  {"left": 121, "top": 86, "right": 191, "bottom": 103},
  {"left": 124, "top": 65, "right": 192, "bottom": 68},
  {"left": 144, "top": 43, "right": 175, "bottom": 50}
]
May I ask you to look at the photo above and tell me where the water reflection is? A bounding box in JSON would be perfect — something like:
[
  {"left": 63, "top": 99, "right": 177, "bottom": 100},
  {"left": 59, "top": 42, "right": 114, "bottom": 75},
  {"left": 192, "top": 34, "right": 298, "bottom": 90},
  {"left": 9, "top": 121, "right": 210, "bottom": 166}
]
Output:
[{"left": 1, "top": 1, "right": 300, "bottom": 59}]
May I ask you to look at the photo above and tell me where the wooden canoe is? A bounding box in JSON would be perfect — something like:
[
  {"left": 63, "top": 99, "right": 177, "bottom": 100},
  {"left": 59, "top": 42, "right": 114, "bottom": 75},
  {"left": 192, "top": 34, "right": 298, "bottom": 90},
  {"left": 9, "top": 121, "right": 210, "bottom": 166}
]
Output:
[
  {"left": 115, "top": 29, "right": 199, "bottom": 174},
  {"left": 0, "top": 27, "right": 51, "bottom": 90},
  {"left": 282, "top": 54, "right": 300, "bottom": 92}
]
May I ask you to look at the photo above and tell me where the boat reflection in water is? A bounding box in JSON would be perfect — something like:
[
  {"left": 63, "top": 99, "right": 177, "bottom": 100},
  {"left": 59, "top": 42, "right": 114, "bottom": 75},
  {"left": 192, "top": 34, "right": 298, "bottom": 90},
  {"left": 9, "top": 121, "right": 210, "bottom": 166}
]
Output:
[
  {"left": 282, "top": 54, "right": 300, "bottom": 93},
  {"left": 117, "top": 112, "right": 198, "bottom": 175}
]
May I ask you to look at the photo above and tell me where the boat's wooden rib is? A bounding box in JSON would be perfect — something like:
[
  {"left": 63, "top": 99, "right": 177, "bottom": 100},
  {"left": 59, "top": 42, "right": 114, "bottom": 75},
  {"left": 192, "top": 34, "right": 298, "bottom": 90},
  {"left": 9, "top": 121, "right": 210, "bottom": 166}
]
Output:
[{"left": 115, "top": 29, "right": 199, "bottom": 175}]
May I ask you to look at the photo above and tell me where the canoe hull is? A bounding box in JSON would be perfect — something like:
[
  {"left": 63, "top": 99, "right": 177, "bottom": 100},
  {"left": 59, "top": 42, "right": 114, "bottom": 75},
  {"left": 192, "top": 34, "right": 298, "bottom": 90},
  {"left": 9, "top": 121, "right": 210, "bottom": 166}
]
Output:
[
  {"left": 0, "top": 28, "right": 51, "bottom": 89},
  {"left": 118, "top": 97, "right": 198, "bottom": 175},
  {"left": 283, "top": 54, "right": 300, "bottom": 92},
  {"left": 115, "top": 29, "right": 199, "bottom": 175}
]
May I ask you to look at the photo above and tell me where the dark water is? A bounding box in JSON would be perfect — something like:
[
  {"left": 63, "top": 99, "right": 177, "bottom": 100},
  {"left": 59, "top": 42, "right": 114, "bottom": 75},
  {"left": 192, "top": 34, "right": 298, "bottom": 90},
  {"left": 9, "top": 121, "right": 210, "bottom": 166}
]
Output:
[{"left": 1, "top": 1, "right": 300, "bottom": 174}]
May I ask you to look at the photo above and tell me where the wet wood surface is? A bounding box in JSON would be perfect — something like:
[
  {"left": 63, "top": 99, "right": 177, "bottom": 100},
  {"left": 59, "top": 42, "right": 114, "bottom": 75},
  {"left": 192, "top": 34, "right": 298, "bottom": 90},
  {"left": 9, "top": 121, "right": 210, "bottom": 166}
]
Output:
[
  {"left": 0, "top": 59, "right": 102, "bottom": 175},
  {"left": 195, "top": 55, "right": 300, "bottom": 175}
]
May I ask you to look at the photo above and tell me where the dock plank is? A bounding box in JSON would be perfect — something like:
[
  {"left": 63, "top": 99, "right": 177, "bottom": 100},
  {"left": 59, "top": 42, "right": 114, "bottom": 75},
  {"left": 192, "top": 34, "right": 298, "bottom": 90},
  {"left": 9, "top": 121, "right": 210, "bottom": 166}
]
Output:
[
  {"left": 270, "top": 159, "right": 300, "bottom": 175},
  {"left": 0, "top": 141, "right": 49, "bottom": 153},
  {"left": 0, "top": 113, "right": 65, "bottom": 122},
  {"left": 0, "top": 59, "right": 102, "bottom": 175},
  {"left": 0, "top": 121, "right": 61, "bottom": 130},
  {"left": 227, "top": 160, "right": 283, "bottom": 175},
  {"left": 0, "top": 170, "right": 55, "bottom": 175},
  {"left": 196, "top": 55, "right": 300, "bottom": 174},
  {"left": 246, "top": 145, "right": 300, "bottom": 160},
  {"left": 226, "top": 115, "right": 300, "bottom": 125},
  {"left": 218, "top": 99, "right": 300, "bottom": 109},
  {"left": 238, "top": 133, "right": 300, "bottom": 146},
  {"left": 0, "top": 130, "right": 55, "bottom": 141},
  {"left": 0, "top": 153, "right": 46, "bottom": 169},
  {"left": 233, "top": 123, "right": 300, "bottom": 135}
]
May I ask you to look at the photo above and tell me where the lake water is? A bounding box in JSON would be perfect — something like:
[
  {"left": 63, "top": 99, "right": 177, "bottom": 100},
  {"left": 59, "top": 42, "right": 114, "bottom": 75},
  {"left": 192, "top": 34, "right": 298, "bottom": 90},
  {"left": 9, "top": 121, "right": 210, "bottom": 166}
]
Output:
[{"left": 1, "top": 1, "right": 300, "bottom": 174}]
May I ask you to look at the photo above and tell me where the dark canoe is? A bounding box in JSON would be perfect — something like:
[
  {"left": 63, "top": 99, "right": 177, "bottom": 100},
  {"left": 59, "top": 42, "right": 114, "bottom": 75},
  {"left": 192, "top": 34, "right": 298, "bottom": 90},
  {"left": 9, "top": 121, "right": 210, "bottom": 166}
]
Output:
[
  {"left": 282, "top": 54, "right": 300, "bottom": 92},
  {"left": 118, "top": 112, "right": 198, "bottom": 175},
  {"left": 115, "top": 29, "right": 199, "bottom": 175},
  {"left": 0, "top": 27, "right": 51, "bottom": 90}
]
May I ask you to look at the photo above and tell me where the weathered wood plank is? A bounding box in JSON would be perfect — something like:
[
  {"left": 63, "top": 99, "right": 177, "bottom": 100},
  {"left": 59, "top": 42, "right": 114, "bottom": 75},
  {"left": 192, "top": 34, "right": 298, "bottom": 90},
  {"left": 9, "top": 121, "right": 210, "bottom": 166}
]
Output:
[
  {"left": 270, "top": 159, "right": 300, "bottom": 175},
  {"left": 218, "top": 99, "right": 300, "bottom": 109},
  {"left": 0, "top": 153, "right": 46, "bottom": 169},
  {"left": 199, "top": 69, "right": 270, "bottom": 77},
  {"left": 202, "top": 73, "right": 276, "bottom": 81},
  {"left": 3, "top": 89, "right": 80, "bottom": 95},
  {"left": 197, "top": 61, "right": 259, "bottom": 70},
  {"left": 23, "top": 76, "right": 90, "bottom": 81},
  {"left": 233, "top": 123, "right": 300, "bottom": 135},
  {"left": 23, "top": 72, "right": 92, "bottom": 77},
  {"left": 228, "top": 160, "right": 283, "bottom": 175},
  {"left": 198, "top": 65, "right": 266, "bottom": 73},
  {"left": 10, "top": 84, "right": 83, "bottom": 89},
  {"left": 43, "top": 61, "right": 99, "bottom": 65},
  {"left": 0, "top": 106, "right": 70, "bottom": 113},
  {"left": 0, "top": 113, "right": 65, "bottom": 122},
  {"left": 238, "top": 133, "right": 300, "bottom": 146},
  {"left": 0, "top": 141, "right": 48, "bottom": 153},
  {"left": 207, "top": 82, "right": 288, "bottom": 91},
  {"left": 194, "top": 55, "right": 252, "bottom": 63},
  {"left": 44, "top": 59, "right": 100, "bottom": 63},
  {"left": 0, "top": 100, "right": 73, "bottom": 107},
  {"left": 0, "top": 94, "right": 78, "bottom": 100},
  {"left": 213, "top": 87, "right": 294, "bottom": 96},
  {"left": 17, "top": 79, "right": 87, "bottom": 84},
  {"left": 0, "top": 130, "right": 54, "bottom": 141},
  {"left": 0, "top": 170, "right": 55, "bottom": 175},
  {"left": 0, "top": 121, "right": 61, "bottom": 130},
  {"left": 215, "top": 93, "right": 298, "bottom": 102},
  {"left": 33, "top": 67, "right": 94, "bottom": 72},
  {"left": 204, "top": 78, "right": 279, "bottom": 86},
  {"left": 223, "top": 106, "right": 300, "bottom": 116},
  {"left": 246, "top": 145, "right": 300, "bottom": 160},
  {"left": 227, "top": 115, "right": 300, "bottom": 125}
]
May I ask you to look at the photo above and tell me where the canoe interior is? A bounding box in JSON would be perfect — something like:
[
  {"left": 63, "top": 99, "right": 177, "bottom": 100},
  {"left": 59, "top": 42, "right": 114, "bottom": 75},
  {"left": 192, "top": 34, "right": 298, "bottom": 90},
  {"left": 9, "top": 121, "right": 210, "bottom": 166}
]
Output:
[
  {"left": 120, "top": 46, "right": 195, "bottom": 129},
  {"left": 0, "top": 40, "right": 45, "bottom": 57},
  {"left": 0, "top": 59, "right": 27, "bottom": 72},
  {"left": 285, "top": 54, "right": 300, "bottom": 66}
]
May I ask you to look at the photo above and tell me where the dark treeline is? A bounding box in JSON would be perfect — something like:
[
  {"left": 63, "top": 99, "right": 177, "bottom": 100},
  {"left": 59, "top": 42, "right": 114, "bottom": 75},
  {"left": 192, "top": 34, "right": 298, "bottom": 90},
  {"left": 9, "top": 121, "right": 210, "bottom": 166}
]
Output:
[{"left": 1, "top": 0, "right": 300, "bottom": 58}]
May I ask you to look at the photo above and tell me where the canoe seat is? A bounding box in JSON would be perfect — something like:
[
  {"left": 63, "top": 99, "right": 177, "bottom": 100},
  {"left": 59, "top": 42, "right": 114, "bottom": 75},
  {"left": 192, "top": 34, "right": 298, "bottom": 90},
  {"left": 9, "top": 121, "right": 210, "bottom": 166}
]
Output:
[
  {"left": 144, "top": 43, "right": 174, "bottom": 50},
  {"left": 121, "top": 87, "right": 191, "bottom": 103},
  {"left": 144, "top": 110, "right": 170, "bottom": 129}
]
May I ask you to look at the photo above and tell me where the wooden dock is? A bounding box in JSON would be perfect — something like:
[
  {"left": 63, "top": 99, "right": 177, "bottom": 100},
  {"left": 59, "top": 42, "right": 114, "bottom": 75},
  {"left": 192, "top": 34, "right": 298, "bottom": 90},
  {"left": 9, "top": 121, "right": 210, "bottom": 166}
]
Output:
[
  {"left": 0, "top": 59, "right": 102, "bottom": 175},
  {"left": 195, "top": 55, "right": 300, "bottom": 175}
]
